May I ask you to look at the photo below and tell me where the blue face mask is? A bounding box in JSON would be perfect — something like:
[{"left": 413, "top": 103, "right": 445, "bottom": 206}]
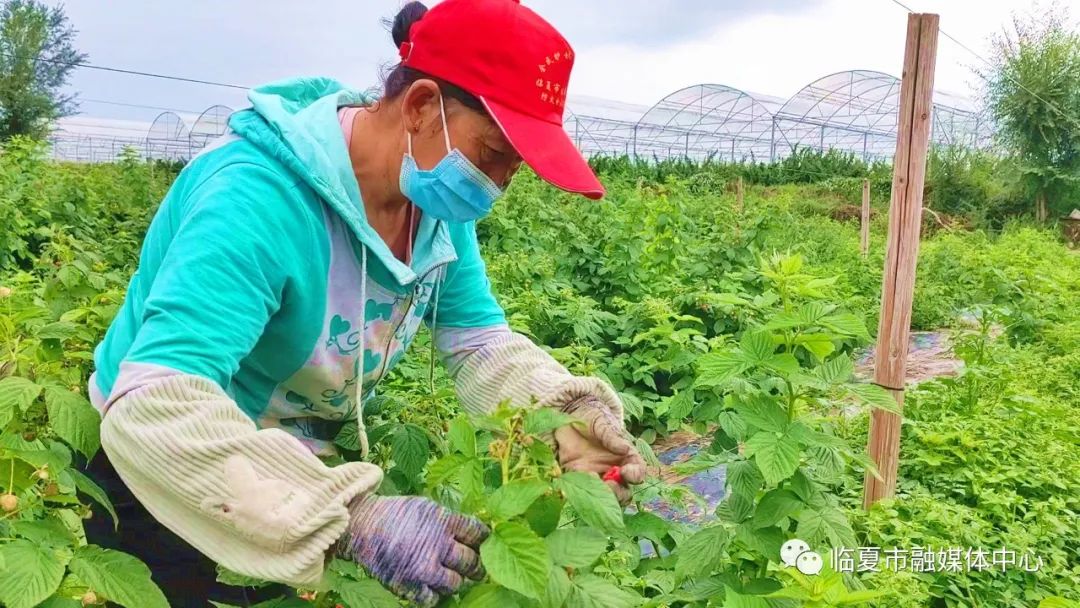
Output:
[{"left": 399, "top": 95, "right": 503, "bottom": 224}]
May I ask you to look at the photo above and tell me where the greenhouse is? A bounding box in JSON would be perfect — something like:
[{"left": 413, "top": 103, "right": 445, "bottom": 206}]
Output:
[{"left": 47, "top": 69, "right": 992, "bottom": 163}]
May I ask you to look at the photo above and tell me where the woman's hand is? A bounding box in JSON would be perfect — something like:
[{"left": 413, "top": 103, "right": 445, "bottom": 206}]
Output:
[
  {"left": 337, "top": 495, "right": 489, "bottom": 607},
  {"left": 554, "top": 398, "right": 647, "bottom": 505}
]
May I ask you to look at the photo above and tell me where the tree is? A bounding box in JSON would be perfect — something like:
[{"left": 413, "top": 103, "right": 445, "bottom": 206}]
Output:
[
  {"left": 985, "top": 6, "right": 1080, "bottom": 222},
  {"left": 0, "top": 0, "right": 86, "bottom": 141}
]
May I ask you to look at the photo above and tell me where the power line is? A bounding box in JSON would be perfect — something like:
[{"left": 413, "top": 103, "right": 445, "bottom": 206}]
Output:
[
  {"left": 80, "top": 98, "right": 202, "bottom": 115},
  {"left": 0, "top": 49, "right": 250, "bottom": 90},
  {"left": 884, "top": 0, "right": 1080, "bottom": 132}
]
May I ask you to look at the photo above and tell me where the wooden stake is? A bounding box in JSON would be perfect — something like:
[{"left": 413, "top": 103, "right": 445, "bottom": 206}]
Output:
[
  {"left": 864, "top": 13, "right": 939, "bottom": 510},
  {"left": 861, "top": 178, "right": 871, "bottom": 257}
]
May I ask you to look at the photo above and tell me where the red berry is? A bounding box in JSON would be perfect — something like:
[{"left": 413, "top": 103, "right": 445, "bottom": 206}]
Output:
[{"left": 602, "top": 466, "right": 623, "bottom": 485}]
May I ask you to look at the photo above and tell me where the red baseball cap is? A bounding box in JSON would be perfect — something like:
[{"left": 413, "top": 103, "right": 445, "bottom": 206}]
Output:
[{"left": 399, "top": 0, "right": 605, "bottom": 199}]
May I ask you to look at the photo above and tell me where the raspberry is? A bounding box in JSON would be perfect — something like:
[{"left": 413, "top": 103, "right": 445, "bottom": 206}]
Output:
[
  {"left": 602, "top": 466, "right": 623, "bottom": 485},
  {"left": 81, "top": 590, "right": 98, "bottom": 606},
  {"left": 0, "top": 494, "right": 17, "bottom": 512}
]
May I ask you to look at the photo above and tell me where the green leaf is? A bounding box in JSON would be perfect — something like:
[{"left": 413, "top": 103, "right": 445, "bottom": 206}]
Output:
[
  {"left": 216, "top": 564, "right": 272, "bottom": 588},
  {"left": 820, "top": 313, "right": 870, "bottom": 341},
  {"left": 795, "top": 333, "right": 836, "bottom": 362},
  {"left": 734, "top": 395, "right": 787, "bottom": 433},
  {"left": 67, "top": 467, "right": 118, "bottom": 530},
  {"left": 816, "top": 356, "right": 854, "bottom": 385},
  {"left": 68, "top": 545, "right": 169, "bottom": 608},
  {"left": 557, "top": 471, "right": 625, "bottom": 534},
  {"left": 845, "top": 383, "right": 902, "bottom": 414},
  {"left": 625, "top": 511, "right": 671, "bottom": 545},
  {"left": 798, "top": 302, "right": 833, "bottom": 325},
  {"left": 0, "top": 540, "right": 71, "bottom": 608},
  {"left": 458, "top": 584, "right": 526, "bottom": 608},
  {"left": 675, "top": 525, "right": 729, "bottom": 580},
  {"left": 540, "top": 565, "right": 572, "bottom": 608},
  {"left": 567, "top": 574, "right": 642, "bottom": 608},
  {"left": 487, "top": 479, "right": 549, "bottom": 521},
  {"left": 1038, "top": 598, "right": 1079, "bottom": 608},
  {"left": 37, "top": 321, "right": 78, "bottom": 341},
  {"left": 0, "top": 377, "right": 41, "bottom": 426},
  {"left": 391, "top": 424, "right": 430, "bottom": 478},
  {"left": 723, "top": 587, "right": 770, "bottom": 608},
  {"left": 426, "top": 454, "right": 469, "bottom": 489},
  {"left": 717, "top": 410, "right": 747, "bottom": 441},
  {"left": 524, "top": 408, "right": 578, "bottom": 436},
  {"left": 335, "top": 577, "right": 400, "bottom": 608},
  {"left": 44, "top": 386, "right": 101, "bottom": 459},
  {"left": 448, "top": 417, "right": 477, "bottom": 456},
  {"left": 546, "top": 527, "right": 609, "bottom": 567},
  {"left": 796, "top": 507, "right": 857, "bottom": 549},
  {"left": 11, "top": 517, "right": 75, "bottom": 546},
  {"left": 695, "top": 352, "right": 750, "bottom": 388},
  {"left": 744, "top": 430, "right": 801, "bottom": 486},
  {"left": 751, "top": 489, "right": 803, "bottom": 528},
  {"left": 664, "top": 391, "right": 695, "bottom": 427},
  {"left": 764, "top": 353, "right": 801, "bottom": 376},
  {"left": 716, "top": 492, "right": 754, "bottom": 524},
  {"left": 480, "top": 521, "right": 551, "bottom": 600},
  {"left": 740, "top": 330, "right": 776, "bottom": 362},
  {"left": 523, "top": 492, "right": 564, "bottom": 537},
  {"left": 762, "top": 312, "right": 803, "bottom": 332},
  {"left": 37, "top": 598, "right": 82, "bottom": 608},
  {"left": 619, "top": 392, "right": 644, "bottom": 421},
  {"left": 725, "top": 460, "right": 764, "bottom": 499},
  {"left": 735, "top": 524, "right": 785, "bottom": 561},
  {"left": 334, "top": 421, "right": 360, "bottom": 451}
]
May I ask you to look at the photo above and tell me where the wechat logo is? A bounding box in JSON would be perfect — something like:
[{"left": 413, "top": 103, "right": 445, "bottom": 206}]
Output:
[{"left": 781, "top": 538, "right": 824, "bottom": 576}]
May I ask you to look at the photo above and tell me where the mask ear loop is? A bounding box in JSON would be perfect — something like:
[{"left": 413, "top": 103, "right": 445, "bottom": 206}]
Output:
[{"left": 438, "top": 94, "right": 452, "bottom": 153}]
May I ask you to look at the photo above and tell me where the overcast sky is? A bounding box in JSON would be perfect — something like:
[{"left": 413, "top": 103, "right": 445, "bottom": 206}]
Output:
[{"left": 51, "top": 0, "right": 1061, "bottom": 134}]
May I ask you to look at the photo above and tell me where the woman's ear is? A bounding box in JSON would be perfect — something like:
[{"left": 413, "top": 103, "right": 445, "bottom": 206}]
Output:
[{"left": 399, "top": 79, "right": 442, "bottom": 135}]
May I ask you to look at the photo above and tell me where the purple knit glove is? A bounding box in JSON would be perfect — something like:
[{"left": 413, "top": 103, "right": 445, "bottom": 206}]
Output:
[{"left": 336, "top": 494, "right": 489, "bottom": 607}]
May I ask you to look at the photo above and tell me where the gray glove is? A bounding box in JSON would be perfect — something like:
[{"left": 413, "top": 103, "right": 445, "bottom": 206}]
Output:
[{"left": 336, "top": 494, "right": 489, "bottom": 607}]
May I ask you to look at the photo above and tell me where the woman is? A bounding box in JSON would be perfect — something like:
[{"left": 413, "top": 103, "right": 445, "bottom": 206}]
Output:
[{"left": 84, "top": 1, "right": 646, "bottom": 606}]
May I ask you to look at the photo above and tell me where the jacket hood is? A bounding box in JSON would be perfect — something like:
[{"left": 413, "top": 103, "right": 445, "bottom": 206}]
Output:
[{"left": 227, "top": 77, "right": 454, "bottom": 287}]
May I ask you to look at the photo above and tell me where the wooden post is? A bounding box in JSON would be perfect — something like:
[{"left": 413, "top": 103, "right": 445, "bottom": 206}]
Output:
[
  {"left": 864, "top": 13, "right": 939, "bottom": 510},
  {"left": 861, "top": 178, "right": 871, "bottom": 257}
]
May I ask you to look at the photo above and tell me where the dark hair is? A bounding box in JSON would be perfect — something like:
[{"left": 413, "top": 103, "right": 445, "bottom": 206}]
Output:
[{"left": 381, "top": 2, "right": 485, "bottom": 113}]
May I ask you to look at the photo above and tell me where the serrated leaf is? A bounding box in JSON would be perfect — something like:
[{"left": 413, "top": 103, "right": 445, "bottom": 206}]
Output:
[
  {"left": 675, "top": 525, "right": 730, "bottom": 580},
  {"left": 744, "top": 430, "right": 801, "bottom": 486},
  {"left": 487, "top": 479, "right": 549, "bottom": 521},
  {"left": 625, "top": 511, "right": 671, "bottom": 545},
  {"left": 723, "top": 587, "right": 770, "bottom": 608},
  {"left": 458, "top": 584, "right": 526, "bottom": 608},
  {"left": 44, "top": 386, "right": 100, "bottom": 459},
  {"left": 816, "top": 356, "right": 854, "bottom": 385},
  {"left": 845, "top": 383, "right": 902, "bottom": 414},
  {"left": 0, "top": 540, "right": 71, "bottom": 608},
  {"left": 448, "top": 417, "right": 477, "bottom": 456},
  {"left": 664, "top": 391, "right": 695, "bottom": 428},
  {"left": 821, "top": 313, "right": 870, "bottom": 341},
  {"left": 12, "top": 517, "right": 75, "bottom": 546},
  {"left": 335, "top": 577, "right": 400, "bottom": 608},
  {"left": 567, "top": 574, "right": 642, "bottom": 608},
  {"left": 764, "top": 353, "right": 801, "bottom": 376},
  {"left": 391, "top": 424, "right": 430, "bottom": 478},
  {"left": 541, "top": 565, "right": 572, "bottom": 608},
  {"left": 480, "top": 522, "right": 551, "bottom": 600},
  {"left": 695, "top": 352, "right": 750, "bottom": 388},
  {"left": 796, "top": 333, "right": 836, "bottom": 362},
  {"left": 726, "top": 460, "right": 764, "bottom": 499},
  {"left": 740, "top": 330, "right": 776, "bottom": 362},
  {"left": 334, "top": 421, "right": 360, "bottom": 451},
  {"left": 796, "top": 507, "right": 857, "bottom": 549},
  {"left": 734, "top": 395, "right": 787, "bottom": 433},
  {"left": 1038, "top": 598, "right": 1079, "bottom": 608},
  {"left": 798, "top": 302, "right": 833, "bottom": 325},
  {"left": 67, "top": 466, "right": 118, "bottom": 530},
  {"left": 717, "top": 410, "right": 748, "bottom": 441},
  {"left": 38, "top": 598, "right": 82, "bottom": 608},
  {"left": 716, "top": 492, "right": 754, "bottom": 524},
  {"left": 0, "top": 377, "right": 41, "bottom": 426},
  {"left": 69, "top": 545, "right": 169, "bottom": 608},
  {"left": 215, "top": 564, "right": 272, "bottom": 588},
  {"left": 523, "top": 492, "right": 564, "bottom": 537},
  {"left": 426, "top": 454, "right": 469, "bottom": 489},
  {"left": 557, "top": 471, "right": 624, "bottom": 534},
  {"left": 762, "top": 312, "right": 803, "bottom": 332},
  {"left": 735, "top": 524, "right": 785, "bottom": 561},
  {"left": 546, "top": 527, "right": 609, "bottom": 567},
  {"left": 524, "top": 408, "right": 577, "bottom": 436},
  {"left": 751, "top": 489, "right": 803, "bottom": 528},
  {"left": 37, "top": 321, "right": 78, "bottom": 341},
  {"left": 619, "top": 392, "right": 644, "bottom": 421}
]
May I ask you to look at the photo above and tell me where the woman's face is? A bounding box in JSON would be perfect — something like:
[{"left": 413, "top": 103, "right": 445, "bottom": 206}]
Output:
[{"left": 400, "top": 80, "right": 523, "bottom": 190}]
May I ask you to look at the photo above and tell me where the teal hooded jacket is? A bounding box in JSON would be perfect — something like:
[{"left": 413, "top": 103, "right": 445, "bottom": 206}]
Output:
[{"left": 92, "top": 77, "right": 507, "bottom": 455}]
